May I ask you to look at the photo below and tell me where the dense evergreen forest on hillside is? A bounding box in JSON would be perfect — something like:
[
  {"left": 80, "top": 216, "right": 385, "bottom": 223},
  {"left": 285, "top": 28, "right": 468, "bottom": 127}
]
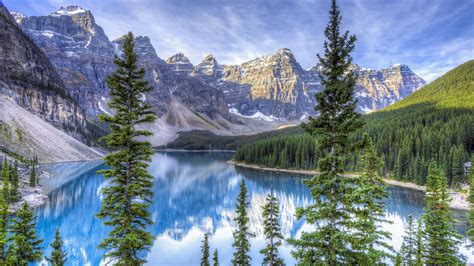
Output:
[{"left": 235, "top": 60, "right": 474, "bottom": 185}]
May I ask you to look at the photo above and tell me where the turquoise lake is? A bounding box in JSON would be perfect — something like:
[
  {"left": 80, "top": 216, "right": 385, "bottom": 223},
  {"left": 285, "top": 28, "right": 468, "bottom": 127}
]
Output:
[{"left": 38, "top": 151, "right": 472, "bottom": 265}]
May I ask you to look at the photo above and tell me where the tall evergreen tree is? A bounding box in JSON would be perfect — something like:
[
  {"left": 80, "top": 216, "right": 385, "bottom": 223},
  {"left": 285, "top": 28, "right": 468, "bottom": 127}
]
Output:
[
  {"left": 8, "top": 202, "right": 43, "bottom": 265},
  {"left": 288, "top": 0, "right": 364, "bottom": 264},
  {"left": 352, "top": 135, "right": 392, "bottom": 263},
  {"left": 422, "top": 163, "right": 465, "bottom": 264},
  {"left": 468, "top": 155, "right": 474, "bottom": 244},
  {"left": 212, "top": 249, "right": 219, "bottom": 266},
  {"left": 260, "top": 193, "right": 284, "bottom": 266},
  {"left": 400, "top": 214, "right": 416, "bottom": 265},
  {"left": 47, "top": 228, "right": 67, "bottom": 266},
  {"left": 97, "top": 32, "right": 157, "bottom": 265},
  {"left": 232, "top": 179, "right": 253, "bottom": 265},
  {"left": 29, "top": 164, "right": 36, "bottom": 187},
  {"left": 10, "top": 162, "right": 20, "bottom": 202},
  {"left": 415, "top": 217, "right": 423, "bottom": 266},
  {"left": 200, "top": 233, "right": 210, "bottom": 266},
  {"left": 0, "top": 190, "right": 9, "bottom": 263}
]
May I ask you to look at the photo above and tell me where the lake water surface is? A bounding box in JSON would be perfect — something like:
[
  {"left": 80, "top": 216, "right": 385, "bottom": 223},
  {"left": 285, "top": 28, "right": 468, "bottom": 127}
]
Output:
[{"left": 39, "top": 151, "right": 472, "bottom": 265}]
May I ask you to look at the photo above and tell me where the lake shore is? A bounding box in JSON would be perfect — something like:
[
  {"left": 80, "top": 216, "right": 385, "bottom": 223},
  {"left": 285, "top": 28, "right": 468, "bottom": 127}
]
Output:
[{"left": 229, "top": 160, "right": 469, "bottom": 211}]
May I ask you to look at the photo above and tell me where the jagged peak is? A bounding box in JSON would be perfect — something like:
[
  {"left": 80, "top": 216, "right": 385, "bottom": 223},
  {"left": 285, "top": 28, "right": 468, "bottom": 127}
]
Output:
[
  {"left": 10, "top": 11, "right": 26, "bottom": 23},
  {"left": 167, "top": 52, "right": 191, "bottom": 64},
  {"left": 276, "top": 48, "right": 293, "bottom": 55},
  {"left": 201, "top": 53, "right": 218, "bottom": 64},
  {"left": 51, "top": 6, "right": 88, "bottom": 17}
]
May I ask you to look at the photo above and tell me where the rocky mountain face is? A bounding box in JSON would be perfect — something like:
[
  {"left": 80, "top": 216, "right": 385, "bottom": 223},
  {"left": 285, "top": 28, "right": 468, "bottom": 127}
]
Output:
[
  {"left": 0, "top": 3, "right": 101, "bottom": 161},
  {"left": 9, "top": 4, "right": 425, "bottom": 144},
  {"left": 14, "top": 6, "right": 231, "bottom": 124},
  {"left": 173, "top": 49, "right": 426, "bottom": 120},
  {"left": 0, "top": 3, "right": 86, "bottom": 135},
  {"left": 14, "top": 6, "right": 115, "bottom": 118}
]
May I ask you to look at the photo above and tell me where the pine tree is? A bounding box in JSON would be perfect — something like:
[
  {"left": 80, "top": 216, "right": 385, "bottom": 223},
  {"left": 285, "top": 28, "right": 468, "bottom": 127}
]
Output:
[
  {"left": 468, "top": 155, "right": 474, "bottom": 244},
  {"left": 10, "top": 162, "right": 20, "bottom": 202},
  {"left": 8, "top": 202, "right": 43, "bottom": 265},
  {"left": 260, "top": 193, "right": 284, "bottom": 266},
  {"left": 0, "top": 190, "right": 9, "bottom": 263},
  {"left": 232, "top": 179, "right": 253, "bottom": 265},
  {"left": 1, "top": 159, "right": 7, "bottom": 182},
  {"left": 352, "top": 135, "right": 392, "bottom": 263},
  {"left": 400, "top": 214, "right": 416, "bottom": 265},
  {"left": 29, "top": 164, "right": 36, "bottom": 187},
  {"left": 212, "top": 249, "right": 219, "bottom": 266},
  {"left": 394, "top": 253, "right": 402, "bottom": 266},
  {"left": 415, "top": 217, "right": 423, "bottom": 266},
  {"left": 422, "top": 163, "right": 465, "bottom": 264},
  {"left": 47, "top": 228, "right": 67, "bottom": 266},
  {"left": 288, "top": 1, "right": 363, "bottom": 263},
  {"left": 96, "top": 32, "right": 157, "bottom": 265},
  {"left": 2, "top": 176, "right": 10, "bottom": 205},
  {"left": 200, "top": 233, "right": 210, "bottom": 266}
]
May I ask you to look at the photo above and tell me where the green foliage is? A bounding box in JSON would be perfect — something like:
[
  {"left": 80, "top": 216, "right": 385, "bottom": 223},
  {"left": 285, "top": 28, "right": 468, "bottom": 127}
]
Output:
[
  {"left": 165, "top": 126, "right": 303, "bottom": 150},
  {"left": 200, "top": 233, "right": 210, "bottom": 266},
  {"left": 9, "top": 161, "right": 20, "bottom": 203},
  {"left": 288, "top": 0, "right": 365, "bottom": 264},
  {"left": 260, "top": 193, "right": 284, "bottom": 266},
  {"left": 415, "top": 217, "right": 423, "bottom": 266},
  {"left": 235, "top": 134, "right": 319, "bottom": 170},
  {"left": 0, "top": 190, "right": 9, "bottom": 264},
  {"left": 400, "top": 214, "right": 416, "bottom": 265},
  {"left": 8, "top": 202, "right": 43, "bottom": 265},
  {"left": 351, "top": 135, "right": 393, "bottom": 263},
  {"left": 29, "top": 164, "right": 36, "bottom": 187},
  {"left": 469, "top": 155, "right": 474, "bottom": 244},
  {"left": 96, "top": 32, "right": 157, "bottom": 265},
  {"left": 232, "top": 179, "right": 253, "bottom": 265},
  {"left": 235, "top": 61, "right": 474, "bottom": 185},
  {"left": 47, "top": 228, "right": 67, "bottom": 266},
  {"left": 212, "top": 249, "right": 219, "bottom": 266},
  {"left": 422, "top": 163, "right": 465, "bottom": 264}
]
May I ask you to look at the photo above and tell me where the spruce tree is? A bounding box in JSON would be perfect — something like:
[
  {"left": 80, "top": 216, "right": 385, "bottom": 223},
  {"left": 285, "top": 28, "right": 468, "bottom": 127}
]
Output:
[
  {"left": 232, "top": 179, "right": 253, "bottom": 265},
  {"left": 394, "top": 253, "right": 402, "bottom": 266},
  {"left": 213, "top": 249, "right": 219, "bottom": 266},
  {"left": 288, "top": 0, "right": 364, "bottom": 263},
  {"left": 400, "top": 214, "right": 416, "bottom": 265},
  {"left": 468, "top": 155, "right": 474, "bottom": 244},
  {"left": 47, "top": 228, "right": 67, "bottom": 266},
  {"left": 201, "top": 233, "right": 210, "bottom": 266},
  {"left": 97, "top": 32, "right": 157, "bottom": 265},
  {"left": 415, "top": 217, "right": 423, "bottom": 266},
  {"left": 8, "top": 202, "right": 43, "bottom": 265},
  {"left": 10, "top": 162, "right": 20, "bottom": 202},
  {"left": 29, "top": 164, "right": 36, "bottom": 187},
  {"left": 0, "top": 190, "right": 8, "bottom": 263},
  {"left": 260, "top": 193, "right": 284, "bottom": 266},
  {"left": 352, "top": 135, "right": 392, "bottom": 263},
  {"left": 422, "top": 163, "right": 465, "bottom": 264}
]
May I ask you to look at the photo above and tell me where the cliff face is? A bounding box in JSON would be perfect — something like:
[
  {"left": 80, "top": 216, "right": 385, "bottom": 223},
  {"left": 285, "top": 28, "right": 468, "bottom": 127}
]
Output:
[
  {"left": 14, "top": 6, "right": 115, "bottom": 118},
  {"left": 0, "top": 4, "right": 86, "bottom": 134}
]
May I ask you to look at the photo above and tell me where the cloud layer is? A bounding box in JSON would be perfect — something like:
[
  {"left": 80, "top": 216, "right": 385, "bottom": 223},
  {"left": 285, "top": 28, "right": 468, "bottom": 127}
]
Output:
[{"left": 6, "top": 0, "right": 473, "bottom": 81}]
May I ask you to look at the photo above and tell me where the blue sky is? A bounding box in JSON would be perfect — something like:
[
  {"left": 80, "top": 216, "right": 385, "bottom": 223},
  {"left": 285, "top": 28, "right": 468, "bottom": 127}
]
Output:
[{"left": 4, "top": 0, "right": 473, "bottom": 81}]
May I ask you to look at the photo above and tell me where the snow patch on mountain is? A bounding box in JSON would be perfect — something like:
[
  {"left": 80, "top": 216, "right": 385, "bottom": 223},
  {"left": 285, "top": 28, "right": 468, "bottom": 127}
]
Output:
[{"left": 51, "top": 6, "right": 87, "bottom": 17}]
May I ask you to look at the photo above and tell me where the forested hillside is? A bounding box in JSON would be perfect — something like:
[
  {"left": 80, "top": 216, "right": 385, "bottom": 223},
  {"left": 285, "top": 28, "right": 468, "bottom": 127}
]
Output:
[{"left": 235, "top": 60, "right": 474, "bottom": 185}]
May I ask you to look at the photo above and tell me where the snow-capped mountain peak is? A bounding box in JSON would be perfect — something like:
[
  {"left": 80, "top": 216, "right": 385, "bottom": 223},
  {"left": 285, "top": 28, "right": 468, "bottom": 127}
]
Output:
[{"left": 51, "top": 6, "right": 87, "bottom": 17}]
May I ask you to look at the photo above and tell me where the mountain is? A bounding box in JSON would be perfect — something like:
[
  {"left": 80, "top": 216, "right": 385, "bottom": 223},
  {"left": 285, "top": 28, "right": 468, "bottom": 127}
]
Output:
[
  {"left": 181, "top": 48, "right": 426, "bottom": 119},
  {"left": 232, "top": 61, "right": 474, "bottom": 185},
  {"left": 12, "top": 5, "right": 425, "bottom": 145},
  {"left": 0, "top": 3, "right": 101, "bottom": 162},
  {"left": 13, "top": 6, "right": 295, "bottom": 145}
]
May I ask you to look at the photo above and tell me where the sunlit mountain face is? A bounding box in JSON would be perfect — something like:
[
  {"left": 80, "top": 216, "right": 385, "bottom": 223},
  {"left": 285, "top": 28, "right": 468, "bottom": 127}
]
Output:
[{"left": 37, "top": 152, "right": 470, "bottom": 265}]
